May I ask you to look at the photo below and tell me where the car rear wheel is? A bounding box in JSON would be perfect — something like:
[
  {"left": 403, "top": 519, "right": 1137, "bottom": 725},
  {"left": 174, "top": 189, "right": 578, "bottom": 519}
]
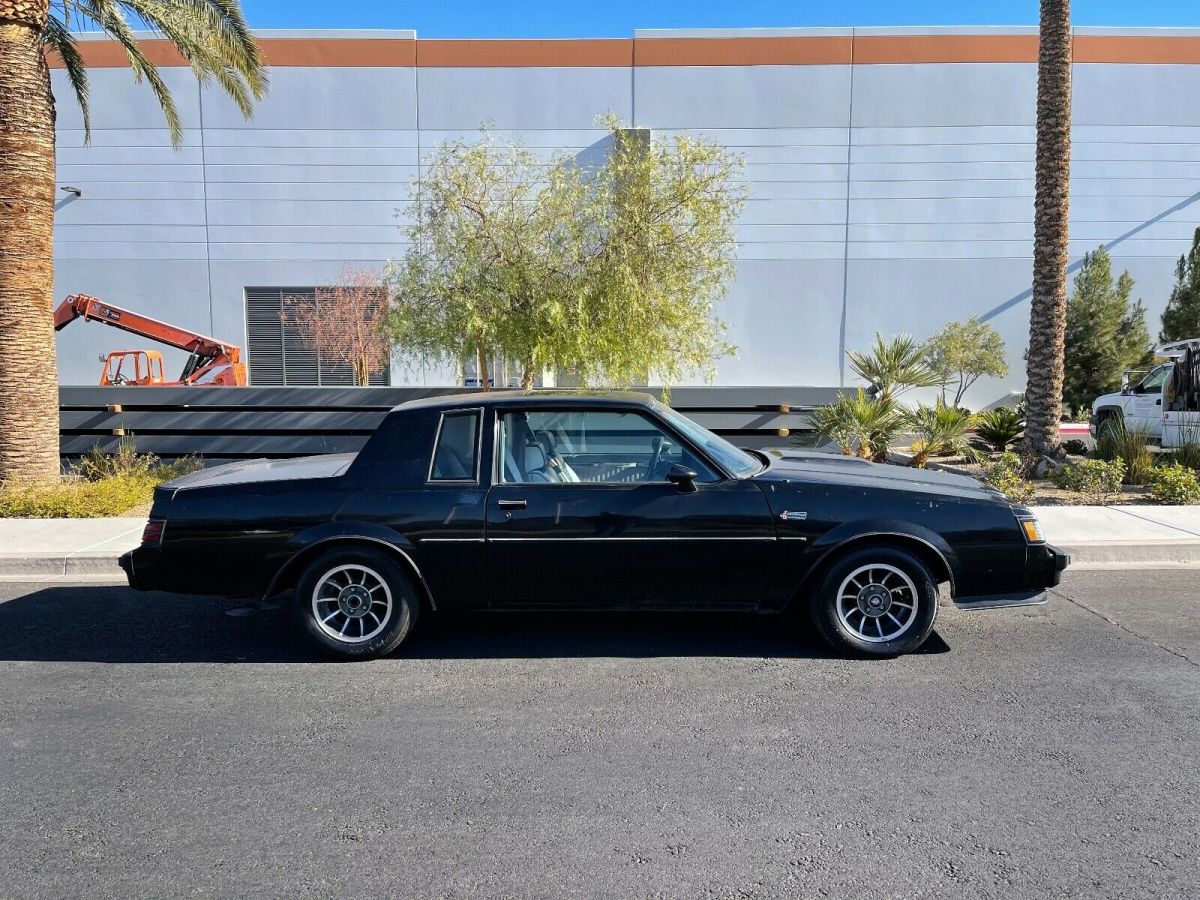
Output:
[
  {"left": 810, "top": 546, "right": 938, "bottom": 657},
  {"left": 294, "top": 547, "right": 418, "bottom": 659}
]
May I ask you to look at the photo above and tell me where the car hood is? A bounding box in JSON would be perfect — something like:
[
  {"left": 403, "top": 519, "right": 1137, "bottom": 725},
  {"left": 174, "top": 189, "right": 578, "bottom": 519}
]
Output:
[
  {"left": 758, "top": 449, "right": 1001, "bottom": 502},
  {"left": 162, "top": 453, "right": 358, "bottom": 492}
]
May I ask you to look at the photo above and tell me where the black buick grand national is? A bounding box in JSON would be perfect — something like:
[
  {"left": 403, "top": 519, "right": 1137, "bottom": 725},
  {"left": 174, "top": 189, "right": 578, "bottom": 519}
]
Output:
[{"left": 121, "top": 391, "right": 1068, "bottom": 659}]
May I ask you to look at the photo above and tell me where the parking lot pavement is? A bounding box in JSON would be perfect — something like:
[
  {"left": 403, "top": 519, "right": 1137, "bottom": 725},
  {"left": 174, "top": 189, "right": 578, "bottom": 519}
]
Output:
[{"left": 0, "top": 573, "right": 1197, "bottom": 898}]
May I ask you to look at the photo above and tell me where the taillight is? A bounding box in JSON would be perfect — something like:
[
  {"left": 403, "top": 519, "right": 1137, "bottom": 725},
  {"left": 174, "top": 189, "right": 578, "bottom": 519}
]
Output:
[{"left": 142, "top": 519, "right": 165, "bottom": 545}]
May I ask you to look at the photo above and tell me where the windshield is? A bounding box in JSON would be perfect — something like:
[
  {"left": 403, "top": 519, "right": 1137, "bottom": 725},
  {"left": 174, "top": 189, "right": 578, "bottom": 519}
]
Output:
[
  {"left": 652, "top": 400, "right": 764, "bottom": 478},
  {"left": 1139, "top": 364, "right": 1172, "bottom": 393}
]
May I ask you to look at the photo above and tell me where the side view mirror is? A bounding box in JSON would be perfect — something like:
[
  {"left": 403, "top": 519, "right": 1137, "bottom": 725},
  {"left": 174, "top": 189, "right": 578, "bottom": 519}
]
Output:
[{"left": 666, "top": 464, "right": 698, "bottom": 493}]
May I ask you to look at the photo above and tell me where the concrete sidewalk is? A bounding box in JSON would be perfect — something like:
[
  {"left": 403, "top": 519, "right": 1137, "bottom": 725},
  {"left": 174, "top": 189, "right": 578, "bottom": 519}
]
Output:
[
  {"left": 0, "top": 517, "right": 143, "bottom": 580},
  {"left": 0, "top": 506, "right": 1198, "bottom": 581}
]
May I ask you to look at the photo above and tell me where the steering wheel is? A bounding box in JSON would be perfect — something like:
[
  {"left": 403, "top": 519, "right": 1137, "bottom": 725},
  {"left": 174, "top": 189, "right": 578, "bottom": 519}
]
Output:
[
  {"left": 647, "top": 436, "right": 669, "bottom": 481},
  {"left": 110, "top": 372, "right": 128, "bottom": 385}
]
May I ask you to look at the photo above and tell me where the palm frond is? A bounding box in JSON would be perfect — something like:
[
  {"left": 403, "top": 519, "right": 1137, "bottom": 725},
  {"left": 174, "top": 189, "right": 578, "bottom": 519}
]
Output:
[
  {"left": 42, "top": 17, "right": 92, "bottom": 142},
  {"left": 48, "top": 0, "right": 266, "bottom": 147}
]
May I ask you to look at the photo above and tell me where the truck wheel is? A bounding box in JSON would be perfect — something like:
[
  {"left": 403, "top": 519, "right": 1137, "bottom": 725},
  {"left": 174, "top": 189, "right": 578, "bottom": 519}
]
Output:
[
  {"left": 294, "top": 547, "right": 418, "bottom": 660},
  {"left": 810, "top": 546, "right": 938, "bottom": 657}
]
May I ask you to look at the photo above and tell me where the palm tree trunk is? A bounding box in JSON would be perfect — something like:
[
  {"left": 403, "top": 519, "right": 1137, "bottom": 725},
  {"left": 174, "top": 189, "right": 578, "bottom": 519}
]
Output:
[
  {"left": 1024, "top": 0, "right": 1072, "bottom": 460},
  {"left": 0, "top": 4, "right": 61, "bottom": 482}
]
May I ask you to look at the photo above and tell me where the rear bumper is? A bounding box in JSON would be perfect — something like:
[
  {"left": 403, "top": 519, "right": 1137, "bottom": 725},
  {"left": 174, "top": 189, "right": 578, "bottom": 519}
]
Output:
[
  {"left": 118, "top": 549, "right": 138, "bottom": 589},
  {"left": 954, "top": 544, "right": 1069, "bottom": 611}
]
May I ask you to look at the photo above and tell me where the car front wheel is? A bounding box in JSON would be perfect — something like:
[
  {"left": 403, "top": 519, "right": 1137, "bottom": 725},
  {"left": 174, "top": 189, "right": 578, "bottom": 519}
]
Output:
[
  {"left": 294, "top": 547, "right": 418, "bottom": 659},
  {"left": 810, "top": 546, "right": 938, "bottom": 657}
]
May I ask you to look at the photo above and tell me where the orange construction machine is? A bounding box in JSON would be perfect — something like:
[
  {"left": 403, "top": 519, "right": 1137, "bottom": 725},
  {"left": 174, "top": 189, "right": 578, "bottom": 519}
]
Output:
[{"left": 53, "top": 294, "right": 247, "bottom": 387}]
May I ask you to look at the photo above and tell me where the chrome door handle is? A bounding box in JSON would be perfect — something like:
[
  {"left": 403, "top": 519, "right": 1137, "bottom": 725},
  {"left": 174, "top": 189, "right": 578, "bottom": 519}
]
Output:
[{"left": 497, "top": 499, "right": 527, "bottom": 509}]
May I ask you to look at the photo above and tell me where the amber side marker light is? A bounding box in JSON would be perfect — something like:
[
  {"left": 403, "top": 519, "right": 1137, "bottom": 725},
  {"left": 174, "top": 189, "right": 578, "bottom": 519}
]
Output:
[
  {"left": 142, "top": 519, "right": 165, "bottom": 545},
  {"left": 1020, "top": 518, "right": 1045, "bottom": 544}
]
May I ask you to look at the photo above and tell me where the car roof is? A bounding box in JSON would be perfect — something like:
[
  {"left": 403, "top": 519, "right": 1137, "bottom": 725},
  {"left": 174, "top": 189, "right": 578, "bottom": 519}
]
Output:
[{"left": 391, "top": 389, "right": 660, "bottom": 414}]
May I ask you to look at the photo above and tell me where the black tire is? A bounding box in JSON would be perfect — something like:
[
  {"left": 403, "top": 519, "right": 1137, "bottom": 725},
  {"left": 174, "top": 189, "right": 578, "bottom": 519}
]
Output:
[
  {"left": 809, "top": 546, "right": 938, "bottom": 657},
  {"left": 293, "top": 547, "right": 419, "bottom": 660}
]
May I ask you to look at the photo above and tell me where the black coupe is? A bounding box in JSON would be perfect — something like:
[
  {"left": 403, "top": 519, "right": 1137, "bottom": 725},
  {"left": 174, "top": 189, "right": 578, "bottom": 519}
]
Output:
[{"left": 121, "top": 391, "right": 1068, "bottom": 658}]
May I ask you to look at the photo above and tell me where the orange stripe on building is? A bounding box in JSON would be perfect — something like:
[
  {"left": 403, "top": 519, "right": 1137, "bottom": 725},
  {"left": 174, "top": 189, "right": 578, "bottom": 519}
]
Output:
[
  {"left": 51, "top": 37, "right": 416, "bottom": 68},
  {"left": 853, "top": 34, "right": 1039, "bottom": 64},
  {"left": 634, "top": 36, "right": 852, "bottom": 67},
  {"left": 46, "top": 33, "right": 1200, "bottom": 70},
  {"left": 1074, "top": 35, "right": 1200, "bottom": 64},
  {"left": 417, "top": 39, "right": 632, "bottom": 67}
]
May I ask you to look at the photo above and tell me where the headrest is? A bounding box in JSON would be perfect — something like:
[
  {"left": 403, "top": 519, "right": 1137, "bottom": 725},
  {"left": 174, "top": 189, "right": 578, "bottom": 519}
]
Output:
[{"left": 524, "top": 443, "right": 546, "bottom": 472}]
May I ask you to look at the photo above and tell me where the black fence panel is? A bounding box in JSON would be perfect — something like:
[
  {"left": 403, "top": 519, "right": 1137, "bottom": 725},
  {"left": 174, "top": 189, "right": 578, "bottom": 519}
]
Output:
[{"left": 60, "top": 385, "right": 842, "bottom": 459}]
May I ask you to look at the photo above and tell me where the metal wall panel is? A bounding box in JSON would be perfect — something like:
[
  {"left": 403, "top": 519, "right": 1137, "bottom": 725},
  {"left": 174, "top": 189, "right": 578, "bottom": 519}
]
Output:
[{"left": 49, "top": 29, "right": 1200, "bottom": 408}]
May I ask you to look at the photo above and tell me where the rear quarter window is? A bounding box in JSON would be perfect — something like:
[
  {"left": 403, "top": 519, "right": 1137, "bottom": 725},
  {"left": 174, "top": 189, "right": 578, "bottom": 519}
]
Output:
[{"left": 429, "top": 410, "right": 482, "bottom": 482}]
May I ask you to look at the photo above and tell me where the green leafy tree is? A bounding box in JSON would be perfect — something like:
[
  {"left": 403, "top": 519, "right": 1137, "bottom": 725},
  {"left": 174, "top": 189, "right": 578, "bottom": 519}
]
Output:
[
  {"left": 924, "top": 317, "right": 1008, "bottom": 407},
  {"left": 1160, "top": 227, "right": 1200, "bottom": 342},
  {"left": 389, "top": 118, "right": 746, "bottom": 390},
  {"left": 1062, "top": 246, "right": 1152, "bottom": 416},
  {"left": 0, "top": 0, "right": 265, "bottom": 481}
]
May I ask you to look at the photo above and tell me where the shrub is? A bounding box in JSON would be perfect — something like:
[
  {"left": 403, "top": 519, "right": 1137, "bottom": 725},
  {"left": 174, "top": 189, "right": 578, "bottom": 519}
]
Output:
[
  {"left": 904, "top": 401, "right": 977, "bottom": 468},
  {"left": 1, "top": 443, "right": 204, "bottom": 518},
  {"left": 0, "top": 474, "right": 157, "bottom": 518},
  {"left": 1147, "top": 463, "right": 1200, "bottom": 505},
  {"left": 980, "top": 452, "right": 1035, "bottom": 505},
  {"left": 76, "top": 434, "right": 154, "bottom": 481},
  {"left": 1049, "top": 457, "right": 1125, "bottom": 505},
  {"left": 1094, "top": 418, "right": 1154, "bottom": 485},
  {"left": 1061, "top": 438, "right": 1090, "bottom": 456},
  {"left": 974, "top": 407, "right": 1025, "bottom": 453}
]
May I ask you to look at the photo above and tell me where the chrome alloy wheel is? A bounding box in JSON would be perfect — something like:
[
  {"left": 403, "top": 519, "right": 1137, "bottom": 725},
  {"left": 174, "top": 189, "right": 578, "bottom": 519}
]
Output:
[
  {"left": 836, "top": 563, "right": 918, "bottom": 643},
  {"left": 311, "top": 564, "right": 393, "bottom": 644}
]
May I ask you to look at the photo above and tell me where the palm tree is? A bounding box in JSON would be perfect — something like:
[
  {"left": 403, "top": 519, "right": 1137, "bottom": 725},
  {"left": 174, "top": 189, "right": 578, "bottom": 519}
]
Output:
[
  {"left": 0, "top": 0, "right": 265, "bottom": 481},
  {"left": 1023, "top": 0, "right": 1072, "bottom": 460}
]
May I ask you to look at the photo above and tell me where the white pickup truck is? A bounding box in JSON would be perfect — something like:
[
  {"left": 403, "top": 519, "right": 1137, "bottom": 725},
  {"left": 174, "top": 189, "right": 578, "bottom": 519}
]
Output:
[{"left": 1091, "top": 339, "right": 1200, "bottom": 447}]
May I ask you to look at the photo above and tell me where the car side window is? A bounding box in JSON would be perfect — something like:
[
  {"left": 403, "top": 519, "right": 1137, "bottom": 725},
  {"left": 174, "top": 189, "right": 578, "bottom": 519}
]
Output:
[
  {"left": 429, "top": 410, "right": 481, "bottom": 482},
  {"left": 497, "top": 409, "right": 718, "bottom": 485}
]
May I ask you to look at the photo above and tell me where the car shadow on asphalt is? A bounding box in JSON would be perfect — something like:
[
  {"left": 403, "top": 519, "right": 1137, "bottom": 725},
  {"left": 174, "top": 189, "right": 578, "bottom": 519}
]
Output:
[{"left": 0, "top": 585, "right": 950, "bottom": 663}]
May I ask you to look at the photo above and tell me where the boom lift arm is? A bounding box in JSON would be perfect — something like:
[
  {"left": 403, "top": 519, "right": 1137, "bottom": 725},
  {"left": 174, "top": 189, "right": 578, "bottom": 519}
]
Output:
[{"left": 53, "top": 293, "right": 246, "bottom": 386}]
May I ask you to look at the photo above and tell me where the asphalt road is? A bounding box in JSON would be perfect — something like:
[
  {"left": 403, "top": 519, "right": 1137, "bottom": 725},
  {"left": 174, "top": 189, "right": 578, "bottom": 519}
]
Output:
[{"left": 0, "top": 570, "right": 1197, "bottom": 899}]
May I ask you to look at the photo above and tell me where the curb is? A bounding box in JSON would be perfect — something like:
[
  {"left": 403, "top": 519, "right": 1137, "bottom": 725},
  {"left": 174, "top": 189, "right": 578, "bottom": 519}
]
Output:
[
  {"left": 1057, "top": 540, "right": 1200, "bottom": 567},
  {"left": 0, "top": 552, "right": 127, "bottom": 580}
]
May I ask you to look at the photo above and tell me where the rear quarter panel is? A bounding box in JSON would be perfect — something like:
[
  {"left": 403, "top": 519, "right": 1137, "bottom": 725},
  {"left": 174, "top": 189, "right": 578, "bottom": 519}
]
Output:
[{"left": 153, "top": 478, "right": 345, "bottom": 597}]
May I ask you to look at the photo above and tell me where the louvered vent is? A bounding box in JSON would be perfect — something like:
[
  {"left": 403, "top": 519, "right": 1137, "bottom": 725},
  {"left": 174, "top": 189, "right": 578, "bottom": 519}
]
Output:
[{"left": 244, "top": 287, "right": 388, "bottom": 386}]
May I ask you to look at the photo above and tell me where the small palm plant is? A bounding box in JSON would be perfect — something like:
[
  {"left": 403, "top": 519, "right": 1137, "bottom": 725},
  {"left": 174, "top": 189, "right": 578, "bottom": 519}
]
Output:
[
  {"left": 809, "top": 389, "right": 904, "bottom": 463},
  {"left": 808, "top": 394, "right": 859, "bottom": 456},
  {"left": 846, "top": 333, "right": 943, "bottom": 404},
  {"left": 847, "top": 390, "right": 905, "bottom": 463},
  {"left": 974, "top": 407, "right": 1025, "bottom": 454},
  {"left": 904, "top": 401, "right": 978, "bottom": 468}
]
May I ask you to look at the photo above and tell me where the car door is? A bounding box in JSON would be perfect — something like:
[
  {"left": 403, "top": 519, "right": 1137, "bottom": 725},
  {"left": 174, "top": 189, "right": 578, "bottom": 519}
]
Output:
[
  {"left": 1129, "top": 364, "right": 1171, "bottom": 434},
  {"left": 485, "top": 406, "right": 777, "bottom": 610}
]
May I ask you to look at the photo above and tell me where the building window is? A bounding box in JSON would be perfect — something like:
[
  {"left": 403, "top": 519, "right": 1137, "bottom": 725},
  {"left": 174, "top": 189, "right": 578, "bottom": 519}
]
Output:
[{"left": 244, "top": 287, "right": 389, "bottom": 386}]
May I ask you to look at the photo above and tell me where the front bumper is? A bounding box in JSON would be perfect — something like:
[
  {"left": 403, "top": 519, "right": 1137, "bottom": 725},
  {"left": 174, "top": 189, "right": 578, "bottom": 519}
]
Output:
[{"left": 954, "top": 544, "right": 1069, "bottom": 611}]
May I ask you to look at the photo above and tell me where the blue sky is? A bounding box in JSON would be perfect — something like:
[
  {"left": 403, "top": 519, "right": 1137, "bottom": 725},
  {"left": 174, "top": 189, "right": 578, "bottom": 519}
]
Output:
[{"left": 242, "top": 1, "right": 1200, "bottom": 37}]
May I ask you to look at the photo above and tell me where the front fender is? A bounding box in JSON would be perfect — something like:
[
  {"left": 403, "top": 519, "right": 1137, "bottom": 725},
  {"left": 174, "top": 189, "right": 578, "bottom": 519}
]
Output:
[{"left": 805, "top": 518, "right": 962, "bottom": 594}]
